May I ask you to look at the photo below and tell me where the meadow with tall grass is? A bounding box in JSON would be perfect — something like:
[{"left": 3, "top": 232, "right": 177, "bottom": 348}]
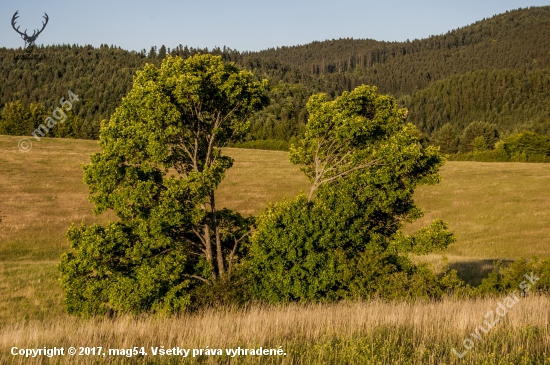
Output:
[{"left": 1, "top": 296, "right": 549, "bottom": 364}]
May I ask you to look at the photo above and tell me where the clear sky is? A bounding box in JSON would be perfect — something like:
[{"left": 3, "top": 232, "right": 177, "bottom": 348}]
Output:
[{"left": 1, "top": 0, "right": 549, "bottom": 52}]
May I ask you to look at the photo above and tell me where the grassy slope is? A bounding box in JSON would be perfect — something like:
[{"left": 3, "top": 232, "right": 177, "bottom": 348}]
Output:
[
  {"left": 410, "top": 161, "right": 550, "bottom": 259},
  {"left": 0, "top": 135, "right": 550, "bottom": 324}
]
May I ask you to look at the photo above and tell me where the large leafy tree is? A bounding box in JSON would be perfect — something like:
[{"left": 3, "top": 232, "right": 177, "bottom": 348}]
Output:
[
  {"left": 59, "top": 54, "right": 268, "bottom": 315},
  {"left": 247, "top": 85, "right": 456, "bottom": 302}
]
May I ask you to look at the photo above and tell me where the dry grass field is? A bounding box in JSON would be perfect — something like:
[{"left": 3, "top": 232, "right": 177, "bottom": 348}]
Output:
[
  {"left": 408, "top": 161, "right": 550, "bottom": 260},
  {"left": 1, "top": 296, "right": 549, "bottom": 364},
  {"left": 1, "top": 135, "right": 550, "bottom": 363}
]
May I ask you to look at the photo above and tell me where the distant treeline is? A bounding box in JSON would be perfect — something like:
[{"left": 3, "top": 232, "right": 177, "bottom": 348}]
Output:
[
  {"left": 433, "top": 121, "right": 550, "bottom": 162},
  {"left": 1, "top": 6, "right": 550, "bottom": 155}
]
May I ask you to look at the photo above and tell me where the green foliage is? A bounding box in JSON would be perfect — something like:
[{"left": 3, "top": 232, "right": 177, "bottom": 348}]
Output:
[
  {"left": 389, "top": 220, "right": 456, "bottom": 255},
  {"left": 406, "top": 67, "right": 550, "bottom": 137},
  {"left": 0, "top": 101, "right": 29, "bottom": 135},
  {"left": 474, "top": 258, "right": 550, "bottom": 296},
  {"left": 59, "top": 222, "right": 194, "bottom": 316},
  {"left": 472, "top": 136, "right": 488, "bottom": 152},
  {"left": 432, "top": 123, "right": 459, "bottom": 154},
  {"left": 459, "top": 121, "right": 499, "bottom": 153},
  {"left": 247, "top": 85, "right": 456, "bottom": 302},
  {"left": 247, "top": 83, "right": 310, "bottom": 142},
  {"left": 504, "top": 131, "right": 550, "bottom": 158},
  {"left": 59, "top": 54, "right": 268, "bottom": 316},
  {"left": 449, "top": 131, "right": 550, "bottom": 162},
  {"left": 187, "top": 269, "right": 252, "bottom": 310},
  {"left": 449, "top": 149, "right": 511, "bottom": 162},
  {"left": 0, "top": 101, "right": 47, "bottom": 136}
]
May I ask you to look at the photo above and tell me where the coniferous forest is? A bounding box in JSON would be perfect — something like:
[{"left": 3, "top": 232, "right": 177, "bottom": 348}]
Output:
[{"left": 2, "top": 6, "right": 550, "bottom": 158}]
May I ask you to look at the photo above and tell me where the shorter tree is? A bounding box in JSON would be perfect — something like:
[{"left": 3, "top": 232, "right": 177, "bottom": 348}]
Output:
[
  {"left": 459, "top": 121, "right": 499, "bottom": 153},
  {"left": 433, "top": 123, "right": 459, "bottom": 153},
  {"left": 472, "top": 136, "right": 488, "bottom": 152},
  {"left": 247, "top": 85, "right": 456, "bottom": 302}
]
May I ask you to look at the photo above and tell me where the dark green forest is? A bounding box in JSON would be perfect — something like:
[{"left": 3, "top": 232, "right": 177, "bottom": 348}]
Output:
[{"left": 1, "top": 6, "right": 550, "bottom": 154}]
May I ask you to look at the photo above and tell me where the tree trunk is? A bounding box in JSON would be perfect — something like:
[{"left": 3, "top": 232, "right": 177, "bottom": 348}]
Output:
[
  {"left": 210, "top": 192, "right": 225, "bottom": 277},
  {"left": 202, "top": 221, "right": 216, "bottom": 280}
]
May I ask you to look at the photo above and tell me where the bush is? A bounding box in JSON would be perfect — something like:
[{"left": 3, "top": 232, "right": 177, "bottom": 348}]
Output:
[
  {"left": 246, "top": 195, "right": 462, "bottom": 302},
  {"left": 59, "top": 222, "right": 195, "bottom": 316},
  {"left": 474, "top": 258, "right": 550, "bottom": 296},
  {"left": 187, "top": 274, "right": 252, "bottom": 311},
  {"left": 0, "top": 101, "right": 48, "bottom": 136},
  {"left": 448, "top": 147, "right": 511, "bottom": 162}
]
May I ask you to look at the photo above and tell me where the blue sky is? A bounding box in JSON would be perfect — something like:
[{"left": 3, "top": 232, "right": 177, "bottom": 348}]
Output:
[{"left": 1, "top": 0, "right": 549, "bottom": 52}]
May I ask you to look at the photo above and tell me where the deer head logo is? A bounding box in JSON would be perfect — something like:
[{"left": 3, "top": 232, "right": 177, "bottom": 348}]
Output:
[{"left": 11, "top": 10, "right": 49, "bottom": 48}]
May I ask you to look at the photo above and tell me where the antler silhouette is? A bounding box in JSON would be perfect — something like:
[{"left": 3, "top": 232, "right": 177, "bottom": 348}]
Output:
[
  {"left": 11, "top": 11, "right": 49, "bottom": 47},
  {"left": 11, "top": 11, "right": 27, "bottom": 38},
  {"left": 31, "top": 13, "right": 49, "bottom": 40}
]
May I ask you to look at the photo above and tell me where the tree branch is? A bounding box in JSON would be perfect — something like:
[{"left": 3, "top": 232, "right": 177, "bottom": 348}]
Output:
[{"left": 183, "top": 274, "right": 211, "bottom": 284}]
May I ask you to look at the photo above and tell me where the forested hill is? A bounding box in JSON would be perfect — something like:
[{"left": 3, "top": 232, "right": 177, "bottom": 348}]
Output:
[
  {"left": 1, "top": 6, "right": 549, "bottom": 142},
  {"left": 249, "top": 6, "right": 550, "bottom": 96}
]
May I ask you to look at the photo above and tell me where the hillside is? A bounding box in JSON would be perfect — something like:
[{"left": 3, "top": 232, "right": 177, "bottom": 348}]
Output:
[
  {"left": 1, "top": 6, "right": 550, "bottom": 141},
  {"left": 404, "top": 67, "right": 550, "bottom": 135},
  {"left": 250, "top": 6, "right": 550, "bottom": 96}
]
